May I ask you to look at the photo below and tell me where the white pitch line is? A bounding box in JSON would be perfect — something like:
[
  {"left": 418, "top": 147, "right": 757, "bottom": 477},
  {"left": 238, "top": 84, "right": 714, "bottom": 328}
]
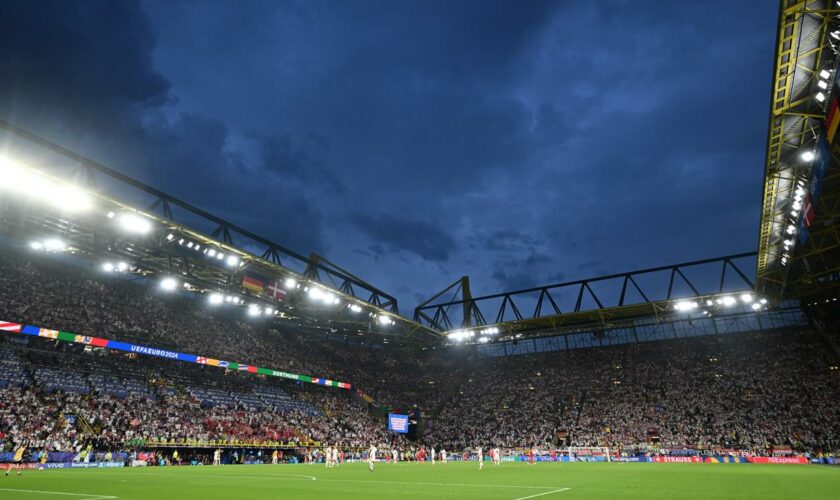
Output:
[
  {"left": 316, "top": 478, "right": 568, "bottom": 490},
  {"left": 514, "top": 488, "right": 571, "bottom": 500},
  {"left": 0, "top": 488, "right": 117, "bottom": 498}
]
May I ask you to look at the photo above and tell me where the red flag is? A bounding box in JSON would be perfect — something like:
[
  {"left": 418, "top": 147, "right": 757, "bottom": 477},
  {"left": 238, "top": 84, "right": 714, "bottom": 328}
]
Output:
[
  {"left": 802, "top": 192, "right": 816, "bottom": 228},
  {"left": 266, "top": 280, "right": 287, "bottom": 301}
]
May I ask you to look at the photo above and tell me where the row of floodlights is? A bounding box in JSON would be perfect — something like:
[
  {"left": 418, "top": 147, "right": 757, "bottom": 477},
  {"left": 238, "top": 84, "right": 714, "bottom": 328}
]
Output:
[
  {"left": 674, "top": 293, "right": 768, "bottom": 313},
  {"left": 447, "top": 326, "right": 501, "bottom": 343},
  {"left": 165, "top": 233, "right": 241, "bottom": 267},
  {"left": 814, "top": 69, "right": 833, "bottom": 103},
  {"left": 157, "top": 275, "right": 391, "bottom": 324}
]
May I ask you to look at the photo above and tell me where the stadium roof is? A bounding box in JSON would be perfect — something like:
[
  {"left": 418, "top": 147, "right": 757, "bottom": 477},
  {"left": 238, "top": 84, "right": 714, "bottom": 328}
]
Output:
[
  {"left": 756, "top": 0, "right": 840, "bottom": 301},
  {"left": 0, "top": 120, "right": 440, "bottom": 345}
]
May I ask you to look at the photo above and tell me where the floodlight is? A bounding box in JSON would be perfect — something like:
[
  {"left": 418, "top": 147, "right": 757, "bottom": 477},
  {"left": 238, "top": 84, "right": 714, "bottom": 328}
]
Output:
[
  {"left": 226, "top": 255, "right": 240, "bottom": 267},
  {"left": 117, "top": 262, "right": 129, "bottom": 272},
  {"left": 284, "top": 278, "right": 297, "bottom": 289},
  {"left": 206, "top": 249, "right": 216, "bottom": 257},
  {"left": 349, "top": 304, "right": 362, "bottom": 313},
  {"left": 832, "top": 30, "right": 840, "bottom": 40},
  {"left": 264, "top": 308, "right": 274, "bottom": 316},
  {"left": 29, "top": 241, "right": 43, "bottom": 251},
  {"left": 160, "top": 277, "right": 178, "bottom": 291},
  {"left": 760, "top": 298, "right": 768, "bottom": 305},
  {"left": 247, "top": 305, "right": 261, "bottom": 316},
  {"left": 43, "top": 239, "right": 66, "bottom": 251},
  {"left": 216, "top": 252, "right": 224, "bottom": 261},
  {"left": 377, "top": 315, "right": 394, "bottom": 326},
  {"left": 308, "top": 287, "right": 324, "bottom": 300},
  {"left": 107, "top": 211, "right": 116, "bottom": 219},
  {"left": 721, "top": 296, "right": 736, "bottom": 307},
  {"left": 119, "top": 213, "right": 152, "bottom": 234},
  {"left": 751, "top": 303, "right": 762, "bottom": 311},
  {"left": 186, "top": 241, "right": 193, "bottom": 249},
  {"left": 816, "top": 92, "right": 826, "bottom": 103},
  {"left": 800, "top": 150, "right": 816, "bottom": 162},
  {"left": 166, "top": 233, "right": 175, "bottom": 241},
  {"left": 740, "top": 293, "right": 753, "bottom": 303},
  {"left": 820, "top": 69, "right": 832, "bottom": 79},
  {"left": 102, "top": 262, "right": 115, "bottom": 272},
  {"left": 818, "top": 80, "right": 829, "bottom": 90},
  {"left": 674, "top": 301, "right": 697, "bottom": 311},
  {"left": 208, "top": 293, "right": 224, "bottom": 305},
  {"left": 478, "top": 336, "right": 489, "bottom": 343}
]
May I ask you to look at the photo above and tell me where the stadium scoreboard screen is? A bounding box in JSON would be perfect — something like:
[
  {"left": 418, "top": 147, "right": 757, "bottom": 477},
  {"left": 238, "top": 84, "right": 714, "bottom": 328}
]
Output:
[{"left": 388, "top": 413, "right": 409, "bottom": 433}]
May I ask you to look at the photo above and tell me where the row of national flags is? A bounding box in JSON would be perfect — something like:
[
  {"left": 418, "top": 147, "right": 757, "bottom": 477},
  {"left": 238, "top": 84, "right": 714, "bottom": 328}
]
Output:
[{"left": 242, "top": 274, "right": 287, "bottom": 301}]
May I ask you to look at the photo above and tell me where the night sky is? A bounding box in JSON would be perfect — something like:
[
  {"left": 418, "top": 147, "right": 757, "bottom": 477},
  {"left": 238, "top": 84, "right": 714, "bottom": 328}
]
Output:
[{"left": 0, "top": 1, "right": 777, "bottom": 311}]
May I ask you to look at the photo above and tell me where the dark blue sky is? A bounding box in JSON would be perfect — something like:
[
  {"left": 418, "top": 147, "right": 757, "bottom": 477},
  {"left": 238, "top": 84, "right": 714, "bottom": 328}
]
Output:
[{"left": 0, "top": 1, "right": 777, "bottom": 311}]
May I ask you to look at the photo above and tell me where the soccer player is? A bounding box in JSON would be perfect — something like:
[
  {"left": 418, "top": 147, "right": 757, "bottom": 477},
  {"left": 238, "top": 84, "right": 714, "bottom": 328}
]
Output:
[
  {"left": 332, "top": 446, "right": 339, "bottom": 467},
  {"left": 528, "top": 447, "right": 536, "bottom": 465},
  {"left": 431, "top": 445, "right": 436, "bottom": 465},
  {"left": 440, "top": 448, "right": 447, "bottom": 464},
  {"left": 493, "top": 447, "right": 501, "bottom": 466},
  {"left": 272, "top": 450, "right": 278, "bottom": 465},
  {"left": 476, "top": 446, "right": 484, "bottom": 470},
  {"left": 6, "top": 443, "right": 26, "bottom": 476},
  {"left": 213, "top": 448, "right": 221, "bottom": 466},
  {"left": 392, "top": 447, "right": 399, "bottom": 464},
  {"left": 368, "top": 444, "right": 377, "bottom": 472}
]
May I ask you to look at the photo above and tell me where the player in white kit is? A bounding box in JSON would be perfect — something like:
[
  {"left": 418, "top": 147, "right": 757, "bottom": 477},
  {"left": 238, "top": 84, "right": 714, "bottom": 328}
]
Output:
[
  {"left": 441, "top": 448, "right": 447, "bottom": 464},
  {"left": 476, "top": 446, "right": 484, "bottom": 470},
  {"left": 493, "top": 447, "right": 502, "bottom": 465},
  {"left": 431, "top": 446, "right": 436, "bottom": 465},
  {"left": 368, "top": 444, "right": 377, "bottom": 472},
  {"left": 392, "top": 448, "right": 399, "bottom": 464}
]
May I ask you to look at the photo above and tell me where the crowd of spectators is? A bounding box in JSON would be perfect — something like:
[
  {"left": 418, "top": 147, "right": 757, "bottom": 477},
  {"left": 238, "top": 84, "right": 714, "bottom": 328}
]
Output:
[
  {"left": 0, "top": 340, "right": 393, "bottom": 456},
  {"left": 428, "top": 329, "right": 840, "bottom": 455},
  {"left": 0, "top": 249, "right": 839, "bottom": 459}
]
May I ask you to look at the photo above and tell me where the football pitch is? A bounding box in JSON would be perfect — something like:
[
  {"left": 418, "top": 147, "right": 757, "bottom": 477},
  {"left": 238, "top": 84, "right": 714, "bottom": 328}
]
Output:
[{"left": 1, "top": 462, "right": 838, "bottom": 499}]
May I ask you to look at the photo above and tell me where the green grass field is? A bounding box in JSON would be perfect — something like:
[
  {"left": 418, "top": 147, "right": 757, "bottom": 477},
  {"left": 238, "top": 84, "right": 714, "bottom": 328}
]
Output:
[{"left": 1, "top": 462, "right": 838, "bottom": 499}]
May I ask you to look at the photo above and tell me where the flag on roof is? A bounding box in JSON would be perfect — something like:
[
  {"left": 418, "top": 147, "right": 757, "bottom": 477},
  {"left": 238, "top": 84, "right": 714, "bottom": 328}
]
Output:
[
  {"left": 242, "top": 275, "right": 265, "bottom": 293},
  {"left": 266, "top": 280, "right": 287, "bottom": 301}
]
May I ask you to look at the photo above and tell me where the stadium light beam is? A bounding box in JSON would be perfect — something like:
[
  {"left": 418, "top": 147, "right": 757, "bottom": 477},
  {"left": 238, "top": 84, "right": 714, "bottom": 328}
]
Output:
[{"left": 208, "top": 293, "right": 224, "bottom": 305}]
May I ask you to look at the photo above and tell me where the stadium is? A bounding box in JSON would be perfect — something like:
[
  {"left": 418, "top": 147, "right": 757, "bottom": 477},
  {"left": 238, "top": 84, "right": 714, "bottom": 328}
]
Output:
[{"left": 1, "top": 1, "right": 840, "bottom": 499}]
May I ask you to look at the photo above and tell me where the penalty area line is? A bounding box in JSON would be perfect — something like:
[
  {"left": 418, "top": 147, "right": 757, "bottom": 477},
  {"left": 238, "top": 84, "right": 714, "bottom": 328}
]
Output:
[
  {"left": 514, "top": 487, "right": 571, "bottom": 500},
  {"left": 0, "top": 488, "right": 117, "bottom": 499}
]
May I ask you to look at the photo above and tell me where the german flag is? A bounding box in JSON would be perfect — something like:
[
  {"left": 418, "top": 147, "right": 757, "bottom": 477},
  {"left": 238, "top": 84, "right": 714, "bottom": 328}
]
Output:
[
  {"left": 242, "top": 275, "right": 265, "bottom": 293},
  {"left": 826, "top": 96, "right": 840, "bottom": 143}
]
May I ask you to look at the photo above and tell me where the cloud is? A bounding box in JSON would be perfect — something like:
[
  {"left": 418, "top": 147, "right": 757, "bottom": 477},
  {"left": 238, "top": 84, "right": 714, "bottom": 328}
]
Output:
[{"left": 353, "top": 214, "right": 456, "bottom": 263}]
